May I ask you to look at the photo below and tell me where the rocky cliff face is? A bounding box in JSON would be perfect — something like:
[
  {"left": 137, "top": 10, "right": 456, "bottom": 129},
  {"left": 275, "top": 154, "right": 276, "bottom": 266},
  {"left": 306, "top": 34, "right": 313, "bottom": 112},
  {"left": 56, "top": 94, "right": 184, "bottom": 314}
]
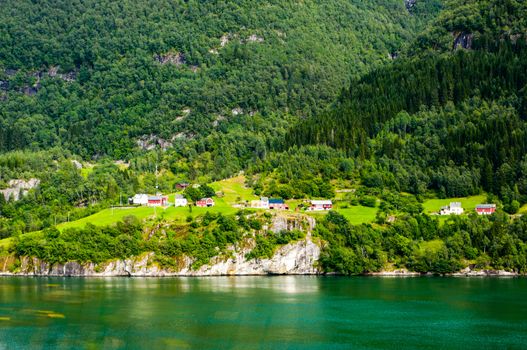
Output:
[
  {"left": 0, "top": 215, "right": 322, "bottom": 277},
  {"left": 0, "top": 178, "right": 40, "bottom": 201},
  {"left": 1, "top": 237, "right": 321, "bottom": 277}
]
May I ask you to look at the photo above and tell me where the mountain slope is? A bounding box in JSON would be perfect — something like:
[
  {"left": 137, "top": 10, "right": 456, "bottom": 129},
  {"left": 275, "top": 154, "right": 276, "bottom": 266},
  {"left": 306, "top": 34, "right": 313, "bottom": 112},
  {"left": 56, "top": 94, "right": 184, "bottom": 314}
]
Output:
[
  {"left": 0, "top": 0, "right": 440, "bottom": 158},
  {"left": 286, "top": 0, "right": 527, "bottom": 206}
]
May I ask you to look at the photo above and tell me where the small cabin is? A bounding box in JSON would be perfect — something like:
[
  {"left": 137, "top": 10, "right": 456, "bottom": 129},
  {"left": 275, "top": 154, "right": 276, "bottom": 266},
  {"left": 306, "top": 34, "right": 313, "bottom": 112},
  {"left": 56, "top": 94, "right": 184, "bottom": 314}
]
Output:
[
  {"left": 308, "top": 200, "right": 333, "bottom": 211},
  {"left": 176, "top": 182, "right": 189, "bottom": 190},
  {"left": 196, "top": 198, "right": 215, "bottom": 207},
  {"left": 476, "top": 204, "right": 496, "bottom": 215}
]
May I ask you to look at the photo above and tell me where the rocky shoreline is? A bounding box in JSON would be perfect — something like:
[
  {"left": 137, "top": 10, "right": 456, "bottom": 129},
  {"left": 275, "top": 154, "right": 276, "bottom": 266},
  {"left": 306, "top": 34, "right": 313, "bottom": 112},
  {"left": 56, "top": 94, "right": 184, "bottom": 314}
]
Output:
[
  {"left": 1, "top": 262, "right": 522, "bottom": 278},
  {"left": 366, "top": 268, "right": 522, "bottom": 277},
  {"left": 0, "top": 236, "right": 323, "bottom": 277}
]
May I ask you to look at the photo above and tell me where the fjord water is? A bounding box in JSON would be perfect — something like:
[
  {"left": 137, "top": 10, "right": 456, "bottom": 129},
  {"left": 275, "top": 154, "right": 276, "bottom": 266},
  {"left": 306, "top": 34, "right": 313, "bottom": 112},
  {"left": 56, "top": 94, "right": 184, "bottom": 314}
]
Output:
[{"left": 1, "top": 277, "right": 526, "bottom": 349}]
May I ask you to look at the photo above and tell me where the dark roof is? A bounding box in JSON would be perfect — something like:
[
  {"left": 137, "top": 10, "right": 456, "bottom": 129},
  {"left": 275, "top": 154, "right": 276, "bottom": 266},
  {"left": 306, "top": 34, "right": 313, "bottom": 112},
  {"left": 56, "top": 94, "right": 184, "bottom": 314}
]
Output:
[
  {"left": 476, "top": 204, "right": 496, "bottom": 209},
  {"left": 269, "top": 198, "right": 284, "bottom": 204}
]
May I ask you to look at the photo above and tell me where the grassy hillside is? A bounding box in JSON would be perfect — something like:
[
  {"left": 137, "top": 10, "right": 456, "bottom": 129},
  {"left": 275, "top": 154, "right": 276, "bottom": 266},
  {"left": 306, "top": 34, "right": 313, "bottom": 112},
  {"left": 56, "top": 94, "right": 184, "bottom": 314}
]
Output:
[{"left": 422, "top": 195, "right": 487, "bottom": 214}]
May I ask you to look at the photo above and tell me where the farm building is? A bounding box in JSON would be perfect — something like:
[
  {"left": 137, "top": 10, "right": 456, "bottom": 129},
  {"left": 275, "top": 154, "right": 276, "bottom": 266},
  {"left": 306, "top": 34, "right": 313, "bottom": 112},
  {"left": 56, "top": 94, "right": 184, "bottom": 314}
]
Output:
[
  {"left": 148, "top": 195, "right": 168, "bottom": 207},
  {"left": 130, "top": 194, "right": 148, "bottom": 206},
  {"left": 476, "top": 204, "right": 496, "bottom": 215},
  {"left": 196, "top": 198, "right": 215, "bottom": 207},
  {"left": 308, "top": 200, "right": 333, "bottom": 211},
  {"left": 174, "top": 194, "right": 188, "bottom": 207},
  {"left": 440, "top": 202, "right": 464, "bottom": 215},
  {"left": 176, "top": 182, "right": 189, "bottom": 190},
  {"left": 251, "top": 197, "right": 269, "bottom": 209},
  {"left": 269, "top": 198, "right": 289, "bottom": 210}
]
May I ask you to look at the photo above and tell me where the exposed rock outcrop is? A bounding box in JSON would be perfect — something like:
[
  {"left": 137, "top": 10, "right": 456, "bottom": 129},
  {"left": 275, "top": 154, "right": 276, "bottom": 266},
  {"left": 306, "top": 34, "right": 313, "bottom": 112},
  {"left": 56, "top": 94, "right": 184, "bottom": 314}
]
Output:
[
  {"left": 154, "top": 52, "right": 185, "bottom": 65},
  {"left": 136, "top": 135, "right": 173, "bottom": 150},
  {"left": 1, "top": 178, "right": 40, "bottom": 201},
  {"left": 1, "top": 235, "right": 321, "bottom": 276},
  {"left": 452, "top": 267, "right": 519, "bottom": 277},
  {"left": 453, "top": 32, "right": 474, "bottom": 50},
  {"left": 0, "top": 215, "right": 321, "bottom": 277},
  {"left": 405, "top": 0, "right": 417, "bottom": 12}
]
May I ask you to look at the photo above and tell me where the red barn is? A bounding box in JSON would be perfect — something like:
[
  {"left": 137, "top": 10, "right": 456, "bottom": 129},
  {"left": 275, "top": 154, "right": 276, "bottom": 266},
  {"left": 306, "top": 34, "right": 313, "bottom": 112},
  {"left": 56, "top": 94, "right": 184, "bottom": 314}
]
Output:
[
  {"left": 196, "top": 198, "right": 215, "bottom": 207},
  {"left": 148, "top": 195, "right": 168, "bottom": 207},
  {"left": 476, "top": 204, "right": 496, "bottom": 215}
]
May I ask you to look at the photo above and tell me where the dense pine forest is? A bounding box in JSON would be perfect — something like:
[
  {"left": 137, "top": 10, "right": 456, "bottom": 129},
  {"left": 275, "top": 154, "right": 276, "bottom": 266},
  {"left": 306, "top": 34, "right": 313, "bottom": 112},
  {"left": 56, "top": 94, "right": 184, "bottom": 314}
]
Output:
[{"left": 1, "top": 0, "right": 527, "bottom": 275}]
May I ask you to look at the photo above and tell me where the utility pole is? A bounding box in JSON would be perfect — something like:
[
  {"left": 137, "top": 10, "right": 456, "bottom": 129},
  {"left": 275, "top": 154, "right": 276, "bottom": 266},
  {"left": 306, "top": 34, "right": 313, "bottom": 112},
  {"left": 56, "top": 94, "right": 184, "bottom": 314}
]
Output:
[{"left": 155, "top": 163, "right": 159, "bottom": 194}]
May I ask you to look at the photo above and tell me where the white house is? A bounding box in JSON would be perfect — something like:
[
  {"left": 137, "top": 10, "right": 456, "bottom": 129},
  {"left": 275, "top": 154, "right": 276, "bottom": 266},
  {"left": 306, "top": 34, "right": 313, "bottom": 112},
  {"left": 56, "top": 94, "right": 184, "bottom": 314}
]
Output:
[
  {"left": 440, "top": 202, "right": 464, "bottom": 215},
  {"left": 174, "top": 194, "right": 188, "bottom": 207},
  {"left": 251, "top": 197, "right": 269, "bottom": 209},
  {"left": 131, "top": 194, "right": 148, "bottom": 206},
  {"left": 308, "top": 200, "right": 333, "bottom": 211}
]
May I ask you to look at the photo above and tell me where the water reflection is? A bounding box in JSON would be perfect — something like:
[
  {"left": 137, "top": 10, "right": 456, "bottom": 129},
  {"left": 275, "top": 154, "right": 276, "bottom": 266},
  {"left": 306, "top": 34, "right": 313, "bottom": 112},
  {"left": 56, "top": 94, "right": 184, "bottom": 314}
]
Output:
[{"left": 0, "top": 276, "right": 526, "bottom": 349}]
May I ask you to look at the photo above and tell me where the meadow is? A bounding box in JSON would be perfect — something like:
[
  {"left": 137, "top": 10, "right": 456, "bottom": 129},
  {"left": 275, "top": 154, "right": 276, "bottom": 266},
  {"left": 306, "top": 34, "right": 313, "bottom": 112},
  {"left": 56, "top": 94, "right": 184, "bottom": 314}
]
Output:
[{"left": 421, "top": 195, "right": 487, "bottom": 215}]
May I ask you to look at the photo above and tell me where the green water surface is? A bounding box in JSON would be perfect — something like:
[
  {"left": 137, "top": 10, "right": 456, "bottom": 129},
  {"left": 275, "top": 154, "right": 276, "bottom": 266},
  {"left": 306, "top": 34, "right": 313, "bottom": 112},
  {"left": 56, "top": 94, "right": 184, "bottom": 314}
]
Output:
[{"left": 0, "top": 276, "right": 526, "bottom": 349}]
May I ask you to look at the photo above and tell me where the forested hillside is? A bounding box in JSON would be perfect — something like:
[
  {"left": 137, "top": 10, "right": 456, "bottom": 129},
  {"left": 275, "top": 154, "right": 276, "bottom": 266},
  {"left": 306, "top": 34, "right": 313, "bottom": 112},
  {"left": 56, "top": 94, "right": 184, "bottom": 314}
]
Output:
[
  {"left": 0, "top": 0, "right": 440, "bottom": 159},
  {"left": 2, "top": 0, "right": 527, "bottom": 275},
  {"left": 288, "top": 0, "right": 527, "bottom": 207}
]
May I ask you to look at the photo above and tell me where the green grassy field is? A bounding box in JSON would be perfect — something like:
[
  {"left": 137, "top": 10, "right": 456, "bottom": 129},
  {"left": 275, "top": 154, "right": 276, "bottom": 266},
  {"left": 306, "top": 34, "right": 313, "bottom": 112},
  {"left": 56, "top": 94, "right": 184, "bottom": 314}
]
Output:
[
  {"left": 211, "top": 175, "right": 258, "bottom": 204},
  {"left": 0, "top": 176, "right": 380, "bottom": 248},
  {"left": 336, "top": 206, "right": 378, "bottom": 225},
  {"left": 57, "top": 206, "right": 156, "bottom": 230},
  {"left": 422, "top": 195, "right": 487, "bottom": 214},
  {"left": 417, "top": 239, "right": 445, "bottom": 254},
  {"left": 57, "top": 197, "right": 248, "bottom": 230},
  {"left": 306, "top": 205, "right": 378, "bottom": 225}
]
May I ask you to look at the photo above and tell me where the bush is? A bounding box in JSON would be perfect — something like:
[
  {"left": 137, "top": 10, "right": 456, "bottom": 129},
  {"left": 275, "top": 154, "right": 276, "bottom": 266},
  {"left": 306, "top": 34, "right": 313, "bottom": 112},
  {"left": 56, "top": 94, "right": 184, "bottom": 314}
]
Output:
[{"left": 359, "top": 196, "right": 377, "bottom": 207}]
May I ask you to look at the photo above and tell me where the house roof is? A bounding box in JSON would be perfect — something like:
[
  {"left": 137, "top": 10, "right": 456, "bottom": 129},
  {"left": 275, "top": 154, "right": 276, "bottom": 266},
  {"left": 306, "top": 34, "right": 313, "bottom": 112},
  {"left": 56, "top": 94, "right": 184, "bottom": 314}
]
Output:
[
  {"left": 450, "top": 202, "right": 462, "bottom": 208},
  {"left": 260, "top": 197, "right": 269, "bottom": 201},
  {"left": 311, "top": 200, "right": 332, "bottom": 205},
  {"left": 476, "top": 204, "right": 496, "bottom": 209},
  {"left": 199, "top": 197, "right": 213, "bottom": 201},
  {"left": 269, "top": 198, "right": 284, "bottom": 204},
  {"left": 148, "top": 196, "right": 166, "bottom": 201},
  {"left": 175, "top": 194, "right": 185, "bottom": 199}
]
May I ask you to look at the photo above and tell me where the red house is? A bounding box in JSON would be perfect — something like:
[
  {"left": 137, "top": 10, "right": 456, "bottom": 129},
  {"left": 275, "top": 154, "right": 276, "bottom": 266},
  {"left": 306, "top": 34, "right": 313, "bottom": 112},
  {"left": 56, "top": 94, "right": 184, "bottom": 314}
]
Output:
[
  {"left": 476, "top": 204, "right": 496, "bottom": 215},
  {"left": 148, "top": 195, "right": 168, "bottom": 207},
  {"left": 196, "top": 198, "right": 215, "bottom": 207}
]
